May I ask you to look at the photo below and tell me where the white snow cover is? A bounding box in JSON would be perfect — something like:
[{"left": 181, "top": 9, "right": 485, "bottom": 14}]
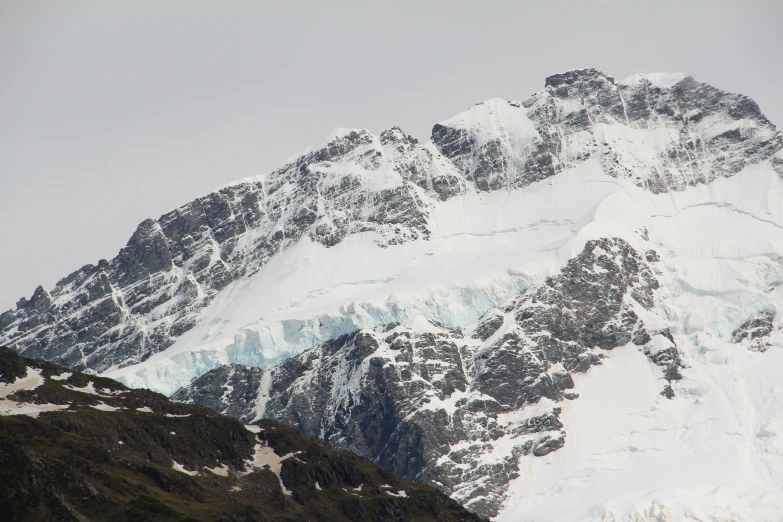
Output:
[
  {"left": 0, "top": 367, "right": 70, "bottom": 417},
  {"left": 90, "top": 403, "right": 121, "bottom": 411},
  {"left": 438, "top": 97, "right": 539, "bottom": 154},
  {"left": 498, "top": 342, "right": 783, "bottom": 521},
  {"left": 63, "top": 382, "right": 103, "bottom": 395},
  {"left": 488, "top": 161, "right": 783, "bottom": 520},
  {"left": 0, "top": 367, "right": 45, "bottom": 396},
  {"left": 106, "top": 159, "right": 619, "bottom": 394},
  {"left": 204, "top": 464, "right": 229, "bottom": 476},
  {"left": 171, "top": 461, "right": 198, "bottom": 476},
  {"left": 245, "top": 444, "right": 294, "bottom": 495}
]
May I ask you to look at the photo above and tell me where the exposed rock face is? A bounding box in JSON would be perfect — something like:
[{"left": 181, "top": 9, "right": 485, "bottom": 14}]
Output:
[
  {"left": 179, "top": 363, "right": 266, "bottom": 421},
  {"left": 174, "top": 237, "right": 681, "bottom": 517},
  {"left": 731, "top": 309, "right": 777, "bottom": 352},
  {"left": 0, "top": 346, "right": 484, "bottom": 522},
  {"left": 432, "top": 69, "right": 782, "bottom": 193},
  {"left": 2, "top": 69, "right": 780, "bottom": 379}
]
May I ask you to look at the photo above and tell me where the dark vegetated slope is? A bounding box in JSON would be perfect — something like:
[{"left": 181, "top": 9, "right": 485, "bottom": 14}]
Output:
[{"left": 0, "top": 347, "right": 484, "bottom": 522}]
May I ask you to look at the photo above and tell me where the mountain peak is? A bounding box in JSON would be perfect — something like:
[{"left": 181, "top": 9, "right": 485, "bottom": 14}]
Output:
[{"left": 544, "top": 67, "right": 615, "bottom": 87}]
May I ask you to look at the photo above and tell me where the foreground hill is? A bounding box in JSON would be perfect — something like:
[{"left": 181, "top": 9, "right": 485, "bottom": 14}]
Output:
[{"left": 0, "top": 346, "right": 483, "bottom": 522}]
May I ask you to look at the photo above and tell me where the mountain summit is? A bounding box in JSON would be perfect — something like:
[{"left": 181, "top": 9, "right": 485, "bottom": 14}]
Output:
[{"left": 3, "top": 69, "right": 783, "bottom": 520}]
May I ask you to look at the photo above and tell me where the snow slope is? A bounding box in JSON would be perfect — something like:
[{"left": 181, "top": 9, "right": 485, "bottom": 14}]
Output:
[
  {"left": 496, "top": 163, "right": 783, "bottom": 521},
  {"left": 499, "top": 330, "right": 783, "bottom": 521}
]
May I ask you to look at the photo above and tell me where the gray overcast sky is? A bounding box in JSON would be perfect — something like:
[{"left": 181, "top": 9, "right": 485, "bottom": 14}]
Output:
[{"left": 1, "top": 0, "right": 781, "bottom": 311}]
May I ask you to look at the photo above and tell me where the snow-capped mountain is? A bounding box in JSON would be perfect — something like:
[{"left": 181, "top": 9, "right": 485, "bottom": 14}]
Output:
[{"left": 3, "top": 68, "right": 783, "bottom": 520}]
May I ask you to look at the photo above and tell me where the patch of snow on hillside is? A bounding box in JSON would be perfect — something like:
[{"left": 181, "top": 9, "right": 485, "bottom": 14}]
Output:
[
  {"left": 0, "top": 367, "right": 71, "bottom": 417},
  {"left": 0, "top": 367, "right": 45, "bottom": 396},
  {"left": 245, "top": 444, "right": 294, "bottom": 495}
]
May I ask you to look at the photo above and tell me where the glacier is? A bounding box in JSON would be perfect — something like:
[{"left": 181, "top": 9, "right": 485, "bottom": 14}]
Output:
[{"left": 107, "top": 158, "right": 783, "bottom": 398}]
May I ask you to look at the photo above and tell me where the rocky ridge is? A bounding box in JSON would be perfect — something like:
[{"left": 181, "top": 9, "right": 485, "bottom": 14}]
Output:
[{"left": 2, "top": 69, "right": 780, "bottom": 380}]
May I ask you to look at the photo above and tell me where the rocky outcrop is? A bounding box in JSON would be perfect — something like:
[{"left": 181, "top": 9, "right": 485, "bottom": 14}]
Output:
[
  {"left": 731, "top": 309, "right": 776, "bottom": 352},
  {"left": 174, "top": 237, "right": 681, "bottom": 517}
]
